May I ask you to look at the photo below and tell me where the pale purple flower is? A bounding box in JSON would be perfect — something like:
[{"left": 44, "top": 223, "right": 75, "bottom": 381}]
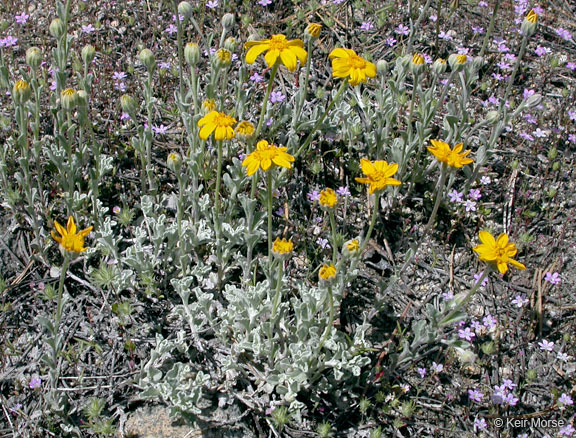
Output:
[
  {"left": 559, "top": 425, "right": 576, "bottom": 436},
  {"left": 569, "top": 134, "right": 576, "bottom": 143},
  {"left": 113, "top": 71, "right": 127, "bottom": 81},
  {"left": 469, "top": 189, "right": 481, "bottom": 201},
  {"left": 471, "top": 320, "right": 483, "bottom": 331},
  {"left": 429, "top": 15, "right": 437, "bottom": 22},
  {"left": 395, "top": 24, "right": 409, "bottom": 36},
  {"left": 417, "top": 367, "right": 426, "bottom": 378},
  {"left": 544, "top": 272, "right": 561, "bottom": 285},
  {"left": 152, "top": 124, "right": 168, "bottom": 135},
  {"left": 336, "top": 186, "right": 350, "bottom": 196},
  {"left": 317, "top": 238, "right": 331, "bottom": 249},
  {"left": 478, "top": 1, "right": 488, "bottom": 6},
  {"left": 474, "top": 272, "right": 488, "bottom": 287},
  {"left": 400, "top": 384, "right": 410, "bottom": 393},
  {"left": 206, "top": 0, "right": 218, "bottom": 8},
  {"left": 568, "top": 111, "right": 576, "bottom": 121},
  {"left": 258, "top": 0, "right": 272, "bottom": 5},
  {"left": 431, "top": 362, "right": 443, "bottom": 373},
  {"left": 524, "top": 114, "right": 537, "bottom": 124},
  {"left": 360, "top": 21, "right": 374, "bottom": 31},
  {"left": 538, "top": 339, "right": 555, "bottom": 352},
  {"left": 492, "top": 72, "right": 506, "bottom": 81},
  {"left": 165, "top": 24, "right": 178, "bottom": 35},
  {"left": 533, "top": 128, "right": 548, "bottom": 138},
  {"left": 459, "top": 327, "right": 475, "bottom": 342},
  {"left": 555, "top": 28, "right": 573, "bottom": 41},
  {"left": 488, "top": 95, "right": 499, "bottom": 105},
  {"left": 120, "top": 112, "right": 130, "bottom": 121},
  {"left": 29, "top": 377, "right": 42, "bottom": 389},
  {"left": 275, "top": 207, "right": 284, "bottom": 217},
  {"left": 385, "top": 37, "right": 396, "bottom": 47},
  {"left": 511, "top": 294, "right": 528, "bottom": 307},
  {"left": 0, "top": 36, "right": 18, "bottom": 47},
  {"left": 535, "top": 45, "right": 550, "bottom": 56},
  {"left": 269, "top": 91, "right": 285, "bottom": 103},
  {"left": 558, "top": 393, "right": 573, "bottom": 407},
  {"left": 172, "top": 14, "right": 184, "bottom": 22},
  {"left": 519, "top": 132, "right": 534, "bottom": 141},
  {"left": 50, "top": 81, "right": 57, "bottom": 91},
  {"left": 266, "top": 117, "right": 273, "bottom": 126},
  {"left": 307, "top": 190, "right": 320, "bottom": 202},
  {"left": 497, "top": 61, "right": 511, "bottom": 70},
  {"left": 115, "top": 82, "right": 127, "bottom": 92},
  {"left": 113, "top": 206, "right": 121, "bottom": 214},
  {"left": 203, "top": 48, "right": 217, "bottom": 57},
  {"left": 482, "top": 314, "right": 496, "bottom": 329},
  {"left": 464, "top": 200, "right": 477, "bottom": 212},
  {"left": 566, "top": 62, "right": 576, "bottom": 71},
  {"left": 472, "top": 26, "right": 484, "bottom": 35},
  {"left": 439, "top": 31, "right": 452, "bottom": 41},
  {"left": 15, "top": 12, "right": 29, "bottom": 24},
  {"left": 448, "top": 189, "right": 463, "bottom": 203},
  {"left": 473, "top": 417, "right": 487, "bottom": 431},
  {"left": 159, "top": 61, "right": 171, "bottom": 69},
  {"left": 250, "top": 72, "right": 263, "bottom": 82},
  {"left": 480, "top": 176, "right": 491, "bottom": 185},
  {"left": 557, "top": 351, "right": 572, "bottom": 362},
  {"left": 468, "top": 388, "right": 484, "bottom": 402},
  {"left": 442, "top": 291, "right": 454, "bottom": 301},
  {"left": 81, "top": 24, "right": 96, "bottom": 34},
  {"left": 523, "top": 88, "right": 535, "bottom": 99}
]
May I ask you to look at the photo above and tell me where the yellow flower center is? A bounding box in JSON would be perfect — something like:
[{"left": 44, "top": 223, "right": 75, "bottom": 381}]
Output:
[
  {"left": 15, "top": 80, "right": 29, "bottom": 91},
  {"left": 62, "top": 88, "right": 76, "bottom": 97},
  {"left": 346, "top": 240, "right": 359, "bottom": 252},
  {"left": 269, "top": 35, "right": 288, "bottom": 51},
  {"left": 349, "top": 54, "right": 367, "bottom": 69},
  {"left": 214, "top": 112, "right": 235, "bottom": 127},
  {"left": 251, "top": 147, "right": 278, "bottom": 162}
]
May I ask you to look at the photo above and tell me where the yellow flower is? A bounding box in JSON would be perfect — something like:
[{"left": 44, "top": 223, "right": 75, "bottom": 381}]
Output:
[
  {"left": 343, "top": 239, "right": 360, "bottom": 257},
  {"left": 272, "top": 237, "right": 293, "bottom": 257},
  {"left": 319, "top": 188, "right": 338, "bottom": 209},
  {"left": 329, "top": 48, "right": 377, "bottom": 86},
  {"left": 202, "top": 98, "right": 217, "bottom": 113},
  {"left": 244, "top": 34, "right": 307, "bottom": 72},
  {"left": 412, "top": 53, "right": 425, "bottom": 65},
  {"left": 60, "top": 88, "right": 78, "bottom": 110},
  {"left": 306, "top": 23, "right": 322, "bottom": 38},
  {"left": 242, "top": 139, "right": 295, "bottom": 176},
  {"left": 456, "top": 54, "right": 467, "bottom": 65},
  {"left": 473, "top": 231, "right": 526, "bottom": 274},
  {"left": 427, "top": 140, "right": 473, "bottom": 168},
  {"left": 198, "top": 110, "right": 237, "bottom": 141},
  {"left": 319, "top": 263, "right": 337, "bottom": 281},
  {"left": 13, "top": 80, "right": 31, "bottom": 104},
  {"left": 216, "top": 48, "right": 232, "bottom": 66},
  {"left": 526, "top": 9, "right": 538, "bottom": 24},
  {"left": 355, "top": 158, "right": 401, "bottom": 194},
  {"left": 51, "top": 216, "right": 93, "bottom": 253},
  {"left": 235, "top": 120, "right": 255, "bottom": 139}
]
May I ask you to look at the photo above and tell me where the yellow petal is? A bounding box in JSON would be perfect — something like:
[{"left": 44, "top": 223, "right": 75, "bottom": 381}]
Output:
[
  {"left": 54, "top": 220, "right": 67, "bottom": 238},
  {"left": 509, "top": 259, "right": 526, "bottom": 270},
  {"left": 199, "top": 124, "right": 215, "bottom": 140},
  {"left": 478, "top": 231, "right": 496, "bottom": 246},
  {"left": 289, "top": 46, "right": 307, "bottom": 64},
  {"left": 279, "top": 49, "right": 297, "bottom": 72},
  {"left": 67, "top": 216, "right": 77, "bottom": 235},
  {"left": 329, "top": 48, "right": 352, "bottom": 59},
  {"left": 264, "top": 49, "right": 279, "bottom": 68},
  {"left": 245, "top": 43, "right": 270, "bottom": 64}
]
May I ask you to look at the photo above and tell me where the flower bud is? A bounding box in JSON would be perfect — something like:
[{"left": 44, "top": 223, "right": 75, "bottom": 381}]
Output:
[
  {"left": 184, "top": 42, "right": 200, "bottom": 66},
  {"left": 432, "top": 58, "right": 447, "bottom": 75},
  {"left": 215, "top": 48, "right": 232, "bottom": 67},
  {"left": 485, "top": 110, "right": 499, "bottom": 123},
  {"left": 138, "top": 48, "right": 156, "bottom": 72},
  {"left": 202, "top": 98, "right": 216, "bottom": 114},
  {"left": 272, "top": 237, "right": 293, "bottom": 260},
  {"left": 120, "top": 94, "right": 138, "bottom": 115},
  {"left": 376, "top": 59, "right": 388, "bottom": 76},
  {"left": 60, "top": 88, "right": 78, "bottom": 110},
  {"left": 81, "top": 44, "right": 96, "bottom": 65},
  {"left": 306, "top": 23, "right": 322, "bottom": 39},
  {"left": 178, "top": 1, "right": 193, "bottom": 19},
  {"left": 235, "top": 120, "right": 255, "bottom": 140},
  {"left": 472, "top": 56, "right": 484, "bottom": 71},
  {"left": 319, "top": 188, "right": 338, "bottom": 210},
  {"left": 76, "top": 89, "right": 89, "bottom": 107},
  {"left": 12, "top": 80, "right": 31, "bottom": 105},
  {"left": 342, "top": 239, "right": 360, "bottom": 258},
  {"left": 448, "top": 54, "right": 467, "bottom": 72},
  {"left": 166, "top": 152, "right": 182, "bottom": 172},
  {"left": 223, "top": 37, "right": 237, "bottom": 52},
  {"left": 221, "top": 13, "right": 235, "bottom": 30},
  {"left": 410, "top": 53, "right": 425, "bottom": 74},
  {"left": 49, "top": 18, "right": 66, "bottom": 38},
  {"left": 25, "top": 47, "right": 42, "bottom": 69},
  {"left": 525, "top": 93, "right": 542, "bottom": 108},
  {"left": 521, "top": 9, "right": 538, "bottom": 37},
  {"left": 319, "top": 263, "right": 337, "bottom": 284}
]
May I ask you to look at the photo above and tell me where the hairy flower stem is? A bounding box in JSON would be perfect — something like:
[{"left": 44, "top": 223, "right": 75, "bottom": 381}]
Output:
[
  {"left": 359, "top": 192, "right": 380, "bottom": 256},
  {"left": 296, "top": 80, "right": 348, "bottom": 158},
  {"left": 54, "top": 255, "right": 70, "bottom": 333},
  {"left": 215, "top": 141, "right": 224, "bottom": 287},
  {"left": 269, "top": 260, "right": 284, "bottom": 358},
  {"left": 266, "top": 171, "right": 274, "bottom": 280},
  {"left": 479, "top": 0, "right": 500, "bottom": 58},
  {"left": 440, "top": 269, "right": 490, "bottom": 326},
  {"left": 398, "top": 165, "right": 447, "bottom": 275},
  {"left": 254, "top": 63, "right": 279, "bottom": 143},
  {"left": 501, "top": 33, "right": 529, "bottom": 112},
  {"left": 329, "top": 210, "right": 338, "bottom": 264},
  {"left": 317, "top": 285, "right": 334, "bottom": 352},
  {"left": 293, "top": 39, "right": 314, "bottom": 127},
  {"left": 172, "top": 0, "right": 185, "bottom": 99},
  {"left": 406, "top": 0, "right": 434, "bottom": 54}
]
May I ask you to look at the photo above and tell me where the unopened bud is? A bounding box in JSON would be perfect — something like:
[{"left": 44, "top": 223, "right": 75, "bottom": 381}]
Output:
[
  {"left": 26, "top": 47, "right": 42, "bottom": 69},
  {"left": 472, "top": 56, "right": 484, "bottom": 71},
  {"left": 81, "top": 44, "right": 96, "bottom": 65},
  {"left": 376, "top": 59, "right": 388, "bottom": 76},
  {"left": 120, "top": 94, "right": 137, "bottom": 115},
  {"left": 223, "top": 37, "right": 237, "bottom": 52},
  {"left": 306, "top": 23, "right": 322, "bottom": 39},
  {"left": 221, "top": 13, "right": 235, "bottom": 30},
  {"left": 216, "top": 48, "right": 232, "bottom": 67},
  {"left": 76, "top": 89, "right": 89, "bottom": 107},
  {"left": 138, "top": 48, "right": 156, "bottom": 72},
  {"left": 49, "top": 18, "right": 66, "bottom": 38},
  {"left": 448, "top": 53, "right": 467, "bottom": 71},
  {"left": 178, "top": 1, "right": 193, "bottom": 18},
  {"left": 410, "top": 53, "right": 425, "bottom": 74},
  {"left": 12, "top": 80, "right": 31, "bottom": 105},
  {"left": 235, "top": 120, "right": 255, "bottom": 140},
  {"left": 432, "top": 58, "right": 447, "bottom": 75},
  {"left": 184, "top": 42, "right": 200, "bottom": 66},
  {"left": 166, "top": 152, "right": 182, "bottom": 172},
  {"left": 60, "top": 88, "right": 78, "bottom": 110},
  {"left": 525, "top": 93, "right": 542, "bottom": 108},
  {"left": 485, "top": 110, "right": 499, "bottom": 123}
]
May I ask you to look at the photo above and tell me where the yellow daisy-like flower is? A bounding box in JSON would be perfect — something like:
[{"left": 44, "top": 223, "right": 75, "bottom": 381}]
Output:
[
  {"left": 329, "top": 48, "right": 377, "bottom": 86},
  {"left": 355, "top": 158, "right": 401, "bottom": 194},
  {"left": 272, "top": 237, "right": 293, "bottom": 257},
  {"left": 455, "top": 54, "right": 467, "bottom": 65},
  {"left": 235, "top": 120, "right": 255, "bottom": 139},
  {"left": 242, "top": 139, "right": 295, "bottom": 176},
  {"left": 244, "top": 34, "right": 307, "bottom": 72},
  {"left": 342, "top": 238, "right": 360, "bottom": 257},
  {"left": 319, "top": 188, "right": 338, "bottom": 209},
  {"left": 216, "top": 48, "right": 232, "bottom": 66},
  {"left": 473, "top": 231, "right": 526, "bottom": 274},
  {"left": 319, "top": 263, "right": 337, "bottom": 281},
  {"left": 412, "top": 53, "right": 425, "bottom": 66},
  {"left": 306, "top": 23, "right": 322, "bottom": 38},
  {"left": 197, "top": 111, "right": 237, "bottom": 141},
  {"left": 526, "top": 9, "right": 538, "bottom": 24},
  {"left": 427, "top": 140, "right": 474, "bottom": 168},
  {"left": 51, "top": 216, "right": 93, "bottom": 253}
]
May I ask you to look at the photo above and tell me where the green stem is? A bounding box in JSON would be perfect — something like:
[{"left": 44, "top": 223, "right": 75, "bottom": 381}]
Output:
[
  {"left": 359, "top": 192, "right": 380, "bottom": 255},
  {"left": 254, "top": 63, "right": 279, "bottom": 142},
  {"left": 329, "top": 210, "right": 338, "bottom": 264},
  {"left": 266, "top": 171, "right": 273, "bottom": 280},
  {"left": 295, "top": 80, "right": 348, "bottom": 158},
  {"left": 318, "top": 285, "right": 334, "bottom": 352},
  {"left": 479, "top": 0, "right": 500, "bottom": 58},
  {"left": 173, "top": 0, "right": 185, "bottom": 99},
  {"left": 293, "top": 39, "right": 313, "bottom": 126},
  {"left": 55, "top": 255, "right": 70, "bottom": 333},
  {"left": 500, "top": 34, "right": 529, "bottom": 112},
  {"left": 215, "top": 141, "right": 224, "bottom": 286},
  {"left": 440, "top": 268, "right": 490, "bottom": 326},
  {"left": 269, "top": 260, "right": 283, "bottom": 344}
]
